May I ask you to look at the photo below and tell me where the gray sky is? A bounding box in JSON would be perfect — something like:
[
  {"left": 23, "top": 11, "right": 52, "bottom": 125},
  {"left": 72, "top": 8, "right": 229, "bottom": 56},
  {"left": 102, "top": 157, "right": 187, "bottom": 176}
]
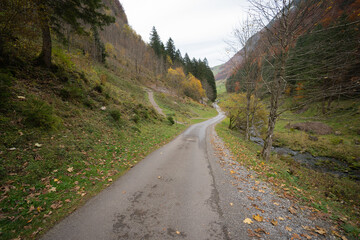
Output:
[{"left": 119, "top": 0, "right": 250, "bottom": 67}]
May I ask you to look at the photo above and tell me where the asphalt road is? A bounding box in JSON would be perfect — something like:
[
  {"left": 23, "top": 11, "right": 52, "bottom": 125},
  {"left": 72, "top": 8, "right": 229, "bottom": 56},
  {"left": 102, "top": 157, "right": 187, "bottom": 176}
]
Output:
[
  {"left": 41, "top": 109, "right": 335, "bottom": 240},
  {"left": 41, "top": 112, "right": 238, "bottom": 240}
]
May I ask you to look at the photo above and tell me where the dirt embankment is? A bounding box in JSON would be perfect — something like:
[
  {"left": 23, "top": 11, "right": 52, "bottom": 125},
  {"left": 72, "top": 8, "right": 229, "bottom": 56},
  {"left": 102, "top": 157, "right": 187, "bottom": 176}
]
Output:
[{"left": 286, "top": 122, "right": 333, "bottom": 135}]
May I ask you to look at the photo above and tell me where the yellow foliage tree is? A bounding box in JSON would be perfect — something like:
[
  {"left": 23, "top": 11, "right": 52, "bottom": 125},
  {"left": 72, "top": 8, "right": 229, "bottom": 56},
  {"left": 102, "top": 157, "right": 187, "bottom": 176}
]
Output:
[
  {"left": 167, "top": 68, "right": 205, "bottom": 102},
  {"left": 220, "top": 93, "right": 267, "bottom": 134},
  {"left": 182, "top": 73, "right": 205, "bottom": 101}
]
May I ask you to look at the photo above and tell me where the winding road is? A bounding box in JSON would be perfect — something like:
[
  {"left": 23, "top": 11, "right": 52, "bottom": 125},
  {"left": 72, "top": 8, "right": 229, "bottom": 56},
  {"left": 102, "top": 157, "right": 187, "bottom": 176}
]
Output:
[{"left": 41, "top": 100, "right": 334, "bottom": 239}]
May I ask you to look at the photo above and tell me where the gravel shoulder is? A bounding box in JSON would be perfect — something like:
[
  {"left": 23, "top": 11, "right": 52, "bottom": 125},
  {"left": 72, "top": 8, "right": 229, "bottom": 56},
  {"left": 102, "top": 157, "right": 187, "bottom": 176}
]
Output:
[{"left": 208, "top": 123, "right": 337, "bottom": 239}]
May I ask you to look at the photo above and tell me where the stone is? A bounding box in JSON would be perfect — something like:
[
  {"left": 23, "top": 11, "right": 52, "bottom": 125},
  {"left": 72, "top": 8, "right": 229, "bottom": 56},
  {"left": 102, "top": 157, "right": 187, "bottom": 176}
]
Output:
[{"left": 335, "top": 131, "right": 342, "bottom": 136}]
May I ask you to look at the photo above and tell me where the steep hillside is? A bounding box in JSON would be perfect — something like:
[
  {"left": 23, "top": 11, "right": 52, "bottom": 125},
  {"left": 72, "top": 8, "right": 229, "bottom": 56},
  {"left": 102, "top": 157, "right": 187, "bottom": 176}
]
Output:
[
  {"left": 0, "top": 1, "right": 217, "bottom": 239},
  {"left": 221, "top": 0, "right": 360, "bottom": 85}
]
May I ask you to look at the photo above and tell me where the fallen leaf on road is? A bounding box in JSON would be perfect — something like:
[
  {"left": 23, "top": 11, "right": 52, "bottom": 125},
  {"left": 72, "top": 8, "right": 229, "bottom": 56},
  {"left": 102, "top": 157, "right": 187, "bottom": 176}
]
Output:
[
  {"left": 254, "top": 228, "right": 269, "bottom": 235},
  {"left": 271, "top": 219, "right": 278, "bottom": 226},
  {"left": 176, "top": 231, "right": 180, "bottom": 235},
  {"left": 291, "top": 233, "right": 300, "bottom": 239},
  {"left": 286, "top": 226, "right": 292, "bottom": 232},
  {"left": 230, "top": 203, "right": 233, "bottom": 206},
  {"left": 315, "top": 226, "right": 326, "bottom": 235},
  {"left": 289, "top": 207, "right": 297, "bottom": 215},
  {"left": 253, "top": 214, "right": 263, "bottom": 222},
  {"left": 243, "top": 218, "right": 253, "bottom": 224},
  {"left": 273, "top": 202, "right": 280, "bottom": 206},
  {"left": 301, "top": 233, "right": 312, "bottom": 239},
  {"left": 157, "top": 176, "right": 161, "bottom": 179}
]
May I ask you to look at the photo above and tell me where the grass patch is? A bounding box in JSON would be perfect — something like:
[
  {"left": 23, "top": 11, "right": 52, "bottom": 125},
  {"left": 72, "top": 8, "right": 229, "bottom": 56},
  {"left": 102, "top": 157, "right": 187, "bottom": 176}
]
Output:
[
  {"left": 216, "top": 118, "right": 360, "bottom": 238},
  {"left": 274, "top": 100, "right": 360, "bottom": 167},
  {"left": 154, "top": 92, "right": 217, "bottom": 124}
]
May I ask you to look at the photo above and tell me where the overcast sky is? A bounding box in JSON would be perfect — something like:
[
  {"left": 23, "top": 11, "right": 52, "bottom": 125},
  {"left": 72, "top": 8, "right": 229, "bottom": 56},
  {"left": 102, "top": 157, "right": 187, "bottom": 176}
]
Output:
[{"left": 119, "top": 0, "right": 250, "bottom": 67}]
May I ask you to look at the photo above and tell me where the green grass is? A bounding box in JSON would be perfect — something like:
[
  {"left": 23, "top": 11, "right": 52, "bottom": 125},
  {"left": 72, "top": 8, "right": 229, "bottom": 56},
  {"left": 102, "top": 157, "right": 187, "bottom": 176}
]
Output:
[
  {"left": 0, "top": 45, "right": 218, "bottom": 239},
  {"left": 216, "top": 79, "right": 226, "bottom": 95},
  {"left": 274, "top": 100, "right": 360, "bottom": 168},
  {"left": 154, "top": 92, "right": 218, "bottom": 124},
  {"left": 216, "top": 118, "right": 360, "bottom": 239}
]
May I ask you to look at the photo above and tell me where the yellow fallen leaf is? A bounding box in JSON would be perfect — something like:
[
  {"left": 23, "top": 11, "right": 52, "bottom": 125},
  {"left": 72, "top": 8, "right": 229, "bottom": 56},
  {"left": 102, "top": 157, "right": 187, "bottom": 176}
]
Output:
[
  {"left": 108, "top": 178, "right": 113, "bottom": 182},
  {"left": 279, "top": 216, "right": 285, "bottom": 221},
  {"left": 54, "top": 179, "right": 59, "bottom": 182},
  {"left": 230, "top": 170, "right": 236, "bottom": 174},
  {"left": 243, "top": 218, "right": 253, "bottom": 224},
  {"left": 289, "top": 207, "right": 297, "bottom": 215},
  {"left": 273, "top": 202, "right": 280, "bottom": 206},
  {"left": 230, "top": 203, "right": 234, "bottom": 206},
  {"left": 253, "top": 214, "right": 263, "bottom": 222},
  {"left": 286, "top": 226, "right": 292, "bottom": 232},
  {"left": 176, "top": 231, "right": 180, "bottom": 235},
  {"left": 271, "top": 219, "right": 278, "bottom": 226},
  {"left": 315, "top": 226, "right": 326, "bottom": 235}
]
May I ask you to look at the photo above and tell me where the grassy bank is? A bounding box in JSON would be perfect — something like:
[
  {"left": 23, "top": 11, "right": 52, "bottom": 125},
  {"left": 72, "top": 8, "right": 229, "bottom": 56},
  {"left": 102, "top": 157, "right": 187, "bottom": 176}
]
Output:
[
  {"left": 216, "top": 119, "right": 360, "bottom": 238},
  {"left": 273, "top": 100, "right": 360, "bottom": 170},
  {"left": 0, "top": 45, "right": 216, "bottom": 239},
  {"left": 154, "top": 92, "right": 218, "bottom": 124}
]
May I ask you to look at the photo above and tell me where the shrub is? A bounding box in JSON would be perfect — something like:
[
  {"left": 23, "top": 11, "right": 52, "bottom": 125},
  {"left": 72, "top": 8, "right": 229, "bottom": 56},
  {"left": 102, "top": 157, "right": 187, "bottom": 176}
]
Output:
[
  {"left": 59, "top": 85, "right": 84, "bottom": 100},
  {"left": 93, "top": 84, "right": 103, "bottom": 93},
  {"left": 109, "top": 109, "right": 121, "bottom": 121},
  {"left": 0, "top": 70, "right": 14, "bottom": 110},
  {"left": 167, "top": 115, "right": 175, "bottom": 125},
  {"left": 22, "top": 97, "right": 62, "bottom": 130}
]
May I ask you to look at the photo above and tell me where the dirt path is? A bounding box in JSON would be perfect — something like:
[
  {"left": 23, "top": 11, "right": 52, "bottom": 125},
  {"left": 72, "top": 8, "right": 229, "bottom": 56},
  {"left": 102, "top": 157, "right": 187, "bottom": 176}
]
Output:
[{"left": 146, "top": 88, "right": 165, "bottom": 117}]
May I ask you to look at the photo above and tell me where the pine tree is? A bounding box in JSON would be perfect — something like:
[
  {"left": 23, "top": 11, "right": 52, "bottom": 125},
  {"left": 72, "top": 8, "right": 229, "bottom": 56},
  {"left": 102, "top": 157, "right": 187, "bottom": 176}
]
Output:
[
  {"left": 149, "top": 26, "right": 162, "bottom": 56},
  {"left": 35, "top": 0, "right": 115, "bottom": 67},
  {"left": 165, "top": 38, "right": 176, "bottom": 62}
]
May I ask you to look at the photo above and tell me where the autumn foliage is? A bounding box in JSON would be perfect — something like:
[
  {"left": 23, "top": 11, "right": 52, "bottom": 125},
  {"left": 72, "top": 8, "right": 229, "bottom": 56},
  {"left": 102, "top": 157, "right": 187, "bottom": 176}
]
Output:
[{"left": 167, "top": 67, "right": 205, "bottom": 102}]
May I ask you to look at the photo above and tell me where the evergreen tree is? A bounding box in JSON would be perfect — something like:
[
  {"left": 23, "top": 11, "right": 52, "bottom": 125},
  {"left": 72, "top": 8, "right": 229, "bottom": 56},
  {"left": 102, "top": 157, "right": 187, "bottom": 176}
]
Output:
[
  {"left": 149, "top": 26, "right": 162, "bottom": 56},
  {"left": 35, "top": 0, "right": 115, "bottom": 67},
  {"left": 175, "top": 49, "right": 183, "bottom": 65},
  {"left": 165, "top": 38, "right": 176, "bottom": 62}
]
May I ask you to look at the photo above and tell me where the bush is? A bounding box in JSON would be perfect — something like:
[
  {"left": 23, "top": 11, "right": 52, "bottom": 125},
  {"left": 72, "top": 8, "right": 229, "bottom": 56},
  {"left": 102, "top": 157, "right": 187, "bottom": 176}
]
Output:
[
  {"left": 93, "top": 84, "right": 103, "bottom": 93},
  {"left": 167, "top": 115, "right": 175, "bottom": 125},
  {"left": 0, "top": 70, "right": 14, "bottom": 111},
  {"left": 22, "top": 97, "right": 62, "bottom": 130},
  {"left": 59, "top": 85, "right": 84, "bottom": 100},
  {"left": 109, "top": 109, "right": 121, "bottom": 121}
]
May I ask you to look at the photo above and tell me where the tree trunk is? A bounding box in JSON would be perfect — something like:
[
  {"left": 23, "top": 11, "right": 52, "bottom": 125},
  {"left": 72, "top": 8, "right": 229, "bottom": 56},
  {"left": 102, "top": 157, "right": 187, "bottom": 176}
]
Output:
[
  {"left": 245, "top": 91, "right": 251, "bottom": 141},
  {"left": 261, "top": 96, "right": 278, "bottom": 161},
  {"left": 37, "top": 15, "right": 52, "bottom": 68}
]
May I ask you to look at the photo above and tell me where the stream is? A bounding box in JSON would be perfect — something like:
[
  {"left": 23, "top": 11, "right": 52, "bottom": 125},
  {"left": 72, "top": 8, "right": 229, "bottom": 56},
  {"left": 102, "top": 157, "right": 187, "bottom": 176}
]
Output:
[{"left": 250, "top": 136, "right": 360, "bottom": 181}]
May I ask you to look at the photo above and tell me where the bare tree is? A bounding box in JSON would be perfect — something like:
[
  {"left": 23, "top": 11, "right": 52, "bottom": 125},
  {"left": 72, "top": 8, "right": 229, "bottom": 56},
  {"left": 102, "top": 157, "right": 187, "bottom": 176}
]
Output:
[
  {"left": 229, "top": 18, "right": 263, "bottom": 140},
  {"left": 249, "top": 0, "right": 327, "bottom": 160}
]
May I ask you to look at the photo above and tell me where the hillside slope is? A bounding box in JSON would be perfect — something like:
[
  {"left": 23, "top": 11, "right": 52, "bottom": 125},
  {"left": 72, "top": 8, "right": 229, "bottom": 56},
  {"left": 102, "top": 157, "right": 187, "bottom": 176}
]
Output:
[{"left": 0, "top": 1, "right": 217, "bottom": 239}]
